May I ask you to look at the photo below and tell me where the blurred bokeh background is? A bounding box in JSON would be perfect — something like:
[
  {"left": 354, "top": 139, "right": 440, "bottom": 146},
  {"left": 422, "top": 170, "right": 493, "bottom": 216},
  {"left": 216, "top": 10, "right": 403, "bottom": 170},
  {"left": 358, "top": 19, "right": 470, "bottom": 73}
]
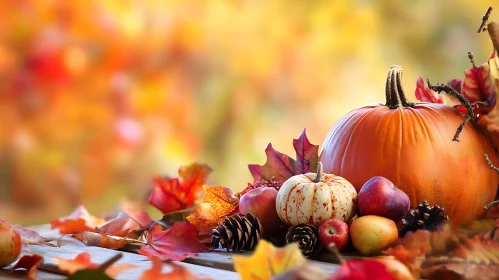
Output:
[{"left": 0, "top": 0, "right": 495, "bottom": 224}]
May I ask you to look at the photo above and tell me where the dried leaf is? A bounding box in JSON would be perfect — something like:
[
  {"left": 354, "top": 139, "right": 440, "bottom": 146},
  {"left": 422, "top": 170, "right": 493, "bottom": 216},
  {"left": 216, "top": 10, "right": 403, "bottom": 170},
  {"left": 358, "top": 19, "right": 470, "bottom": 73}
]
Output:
[
  {"left": 233, "top": 239, "right": 307, "bottom": 280},
  {"left": 383, "top": 229, "right": 499, "bottom": 280},
  {"left": 96, "top": 209, "right": 152, "bottom": 237},
  {"left": 293, "top": 129, "right": 319, "bottom": 175},
  {"left": 13, "top": 225, "right": 56, "bottom": 247},
  {"left": 415, "top": 76, "right": 445, "bottom": 104},
  {"left": 271, "top": 263, "right": 328, "bottom": 280},
  {"left": 54, "top": 252, "right": 135, "bottom": 278},
  {"left": 460, "top": 61, "right": 495, "bottom": 106},
  {"left": 50, "top": 205, "right": 105, "bottom": 234},
  {"left": 139, "top": 256, "right": 212, "bottom": 280},
  {"left": 66, "top": 269, "right": 114, "bottom": 280},
  {"left": 12, "top": 254, "right": 44, "bottom": 280},
  {"left": 186, "top": 185, "right": 238, "bottom": 236},
  {"left": 138, "top": 222, "right": 208, "bottom": 261},
  {"left": 148, "top": 163, "right": 212, "bottom": 214},
  {"left": 329, "top": 259, "right": 396, "bottom": 280},
  {"left": 248, "top": 130, "right": 319, "bottom": 183},
  {"left": 72, "top": 231, "right": 136, "bottom": 249}
]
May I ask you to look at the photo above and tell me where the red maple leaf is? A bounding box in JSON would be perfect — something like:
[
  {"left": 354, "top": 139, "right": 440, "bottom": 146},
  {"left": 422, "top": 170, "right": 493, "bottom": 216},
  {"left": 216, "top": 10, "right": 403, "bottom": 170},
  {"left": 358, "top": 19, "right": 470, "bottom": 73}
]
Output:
[
  {"left": 138, "top": 222, "right": 208, "bottom": 261},
  {"left": 148, "top": 163, "right": 212, "bottom": 214},
  {"left": 248, "top": 129, "right": 318, "bottom": 183}
]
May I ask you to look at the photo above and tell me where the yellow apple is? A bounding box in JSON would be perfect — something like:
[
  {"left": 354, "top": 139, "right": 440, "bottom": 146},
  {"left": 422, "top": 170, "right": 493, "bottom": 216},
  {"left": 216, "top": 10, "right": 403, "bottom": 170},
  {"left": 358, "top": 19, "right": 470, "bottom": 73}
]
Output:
[{"left": 349, "top": 215, "right": 398, "bottom": 255}]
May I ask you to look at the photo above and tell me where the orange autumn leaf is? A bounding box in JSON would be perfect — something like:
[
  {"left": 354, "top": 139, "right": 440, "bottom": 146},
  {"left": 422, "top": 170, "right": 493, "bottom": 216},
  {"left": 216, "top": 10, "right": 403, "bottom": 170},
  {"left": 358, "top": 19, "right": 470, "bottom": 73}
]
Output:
[
  {"left": 54, "top": 252, "right": 135, "bottom": 278},
  {"left": 72, "top": 231, "right": 135, "bottom": 249},
  {"left": 383, "top": 229, "right": 499, "bottom": 279},
  {"left": 50, "top": 205, "right": 105, "bottom": 234},
  {"left": 186, "top": 185, "right": 238, "bottom": 235},
  {"left": 148, "top": 163, "right": 212, "bottom": 214},
  {"left": 139, "top": 256, "right": 212, "bottom": 280},
  {"left": 12, "top": 254, "right": 44, "bottom": 280},
  {"left": 96, "top": 210, "right": 152, "bottom": 237},
  {"left": 233, "top": 239, "right": 307, "bottom": 280}
]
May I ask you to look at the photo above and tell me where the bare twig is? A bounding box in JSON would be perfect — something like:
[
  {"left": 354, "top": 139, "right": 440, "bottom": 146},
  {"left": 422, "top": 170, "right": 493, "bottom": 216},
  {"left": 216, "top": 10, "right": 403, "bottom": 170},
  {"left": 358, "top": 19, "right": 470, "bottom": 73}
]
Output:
[
  {"left": 98, "top": 253, "right": 123, "bottom": 270},
  {"left": 478, "top": 6, "right": 493, "bottom": 33},
  {"left": 468, "top": 52, "right": 477, "bottom": 68},
  {"left": 485, "top": 154, "right": 499, "bottom": 174},
  {"left": 453, "top": 117, "right": 471, "bottom": 142},
  {"left": 485, "top": 200, "right": 499, "bottom": 210}
]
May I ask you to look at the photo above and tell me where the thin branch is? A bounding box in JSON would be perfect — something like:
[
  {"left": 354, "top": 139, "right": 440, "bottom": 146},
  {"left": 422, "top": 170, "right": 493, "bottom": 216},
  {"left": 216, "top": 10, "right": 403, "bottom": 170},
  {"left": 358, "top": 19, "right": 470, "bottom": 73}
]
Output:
[
  {"left": 485, "top": 153, "right": 499, "bottom": 173},
  {"left": 468, "top": 52, "right": 477, "bottom": 68},
  {"left": 453, "top": 117, "right": 471, "bottom": 142},
  {"left": 428, "top": 81, "right": 477, "bottom": 122},
  {"left": 98, "top": 253, "right": 123, "bottom": 270},
  {"left": 485, "top": 200, "right": 499, "bottom": 210},
  {"left": 478, "top": 6, "right": 493, "bottom": 33}
]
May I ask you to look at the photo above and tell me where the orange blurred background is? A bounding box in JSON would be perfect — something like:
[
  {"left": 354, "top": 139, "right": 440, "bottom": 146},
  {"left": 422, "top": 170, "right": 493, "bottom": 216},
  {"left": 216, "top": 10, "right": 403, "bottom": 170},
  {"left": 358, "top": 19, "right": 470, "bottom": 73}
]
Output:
[{"left": 0, "top": 0, "right": 494, "bottom": 224}]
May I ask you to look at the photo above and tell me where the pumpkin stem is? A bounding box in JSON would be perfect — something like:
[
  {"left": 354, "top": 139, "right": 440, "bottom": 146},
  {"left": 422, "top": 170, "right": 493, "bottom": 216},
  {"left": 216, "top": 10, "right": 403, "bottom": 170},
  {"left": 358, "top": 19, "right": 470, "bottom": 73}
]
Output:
[
  {"left": 385, "top": 65, "right": 415, "bottom": 109},
  {"left": 313, "top": 162, "right": 324, "bottom": 183}
]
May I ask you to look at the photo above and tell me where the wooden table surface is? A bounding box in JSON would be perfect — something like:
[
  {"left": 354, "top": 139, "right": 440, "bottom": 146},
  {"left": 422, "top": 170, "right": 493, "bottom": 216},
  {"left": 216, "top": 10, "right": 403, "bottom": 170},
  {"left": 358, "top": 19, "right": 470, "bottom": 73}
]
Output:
[{"left": 0, "top": 224, "right": 343, "bottom": 279}]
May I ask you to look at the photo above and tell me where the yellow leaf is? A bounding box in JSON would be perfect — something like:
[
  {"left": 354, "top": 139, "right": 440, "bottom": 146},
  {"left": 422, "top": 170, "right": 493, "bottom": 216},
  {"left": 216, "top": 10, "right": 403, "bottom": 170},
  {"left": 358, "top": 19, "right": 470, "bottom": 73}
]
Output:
[{"left": 233, "top": 240, "right": 307, "bottom": 280}]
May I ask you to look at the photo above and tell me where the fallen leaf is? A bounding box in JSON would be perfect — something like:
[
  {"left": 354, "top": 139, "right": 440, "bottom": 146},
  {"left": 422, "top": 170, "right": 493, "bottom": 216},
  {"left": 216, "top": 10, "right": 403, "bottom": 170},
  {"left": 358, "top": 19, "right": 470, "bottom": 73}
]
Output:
[
  {"left": 72, "top": 231, "right": 138, "bottom": 249},
  {"left": 329, "top": 259, "right": 396, "bottom": 280},
  {"left": 248, "top": 130, "right": 319, "bottom": 183},
  {"left": 96, "top": 209, "right": 152, "bottom": 237},
  {"left": 12, "top": 254, "right": 44, "bottom": 280},
  {"left": 271, "top": 263, "right": 328, "bottom": 280},
  {"left": 186, "top": 186, "right": 238, "bottom": 236},
  {"left": 138, "top": 222, "right": 208, "bottom": 261},
  {"left": 233, "top": 239, "right": 307, "bottom": 280},
  {"left": 293, "top": 129, "right": 319, "bottom": 175},
  {"left": 50, "top": 205, "right": 105, "bottom": 234},
  {"left": 383, "top": 229, "right": 499, "bottom": 280},
  {"left": 13, "top": 225, "right": 56, "bottom": 247},
  {"left": 139, "top": 256, "right": 212, "bottom": 280},
  {"left": 54, "top": 252, "right": 135, "bottom": 278},
  {"left": 415, "top": 76, "right": 445, "bottom": 104},
  {"left": 148, "top": 163, "right": 212, "bottom": 214},
  {"left": 66, "top": 269, "right": 113, "bottom": 280}
]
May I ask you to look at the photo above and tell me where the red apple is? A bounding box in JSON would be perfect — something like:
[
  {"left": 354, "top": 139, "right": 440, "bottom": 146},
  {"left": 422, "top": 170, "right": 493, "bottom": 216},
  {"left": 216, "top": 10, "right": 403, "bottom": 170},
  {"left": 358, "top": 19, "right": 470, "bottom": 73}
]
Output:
[
  {"left": 358, "top": 176, "right": 410, "bottom": 222},
  {"left": 239, "top": 187, "right": 283, "bottom": 233},
  {"left": 0, "top": 220, "right": 21, "bottom": 267},
  {"left": 318, "top": 219, "right": 349, "bottom": 252}
]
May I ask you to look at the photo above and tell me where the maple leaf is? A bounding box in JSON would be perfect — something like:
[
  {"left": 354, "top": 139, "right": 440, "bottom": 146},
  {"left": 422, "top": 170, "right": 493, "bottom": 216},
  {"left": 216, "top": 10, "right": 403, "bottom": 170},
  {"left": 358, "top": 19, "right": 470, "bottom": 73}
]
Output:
[
  {"left": 329, "top": 259, "right": 396, "bottom": 280},
  {"left": 72, "top": 231, "right": 139, "bottom": 249},
  {"left": 50, "top": 205, "right": 105, "bottom": 234},
  {"left": 233, "top": 239, "right": 307, "bottom": 280},
  {"left": 415, "top": 76, "right": 445, "bottom": 104},
  {"left": 148, "top": 163, "right": 212, "bottom": 214},
  {"left": 12, "top": 254, "right": 44, "bottom": 280},
  {"left": 139, "top": 256, "right": 212, "bottom": 280},
  {"left": 54, "top": 252, "right": 135, "bottom": 278},
  {"left": 138, "top": 222, "right": 208, "bottom": 261},
  {"left": 186, "top": 185, "right": 239, "bottom": 237},
  {"left": 248, "top": 129, "right": 318, "bottom": 182},
  {"left": 13, "top": 225, "right": 56, "bottom": 247},
  {"left": 96, "top": 210, "right": 152, "bottom": 238}
]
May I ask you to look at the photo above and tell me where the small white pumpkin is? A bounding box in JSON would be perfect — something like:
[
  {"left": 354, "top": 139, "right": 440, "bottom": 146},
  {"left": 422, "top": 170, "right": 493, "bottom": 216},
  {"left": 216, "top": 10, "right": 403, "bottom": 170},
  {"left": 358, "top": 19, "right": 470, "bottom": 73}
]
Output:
[{"left": 276, "top": 162, "right": 357, "bottom": 226}]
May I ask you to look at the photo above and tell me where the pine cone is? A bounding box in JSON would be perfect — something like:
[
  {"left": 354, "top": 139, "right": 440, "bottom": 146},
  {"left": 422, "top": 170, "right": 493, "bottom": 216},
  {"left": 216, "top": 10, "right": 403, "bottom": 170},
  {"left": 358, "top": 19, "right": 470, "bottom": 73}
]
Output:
[
  {"left": 399, "top": 200, "right": 449, "bottom": 236},
  {"left": 211, "top": 213, "right": 263, "bottom": 252},
  {"left": 285, "top": 224, "right": 321, "bottom": 255}
]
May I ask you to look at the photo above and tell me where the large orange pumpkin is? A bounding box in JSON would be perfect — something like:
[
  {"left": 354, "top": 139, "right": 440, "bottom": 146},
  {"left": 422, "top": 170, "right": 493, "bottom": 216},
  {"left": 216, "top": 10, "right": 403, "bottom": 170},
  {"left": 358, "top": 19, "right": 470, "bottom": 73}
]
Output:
[{"left": 319, "top": 65, "right": 499, "bottom": 227}]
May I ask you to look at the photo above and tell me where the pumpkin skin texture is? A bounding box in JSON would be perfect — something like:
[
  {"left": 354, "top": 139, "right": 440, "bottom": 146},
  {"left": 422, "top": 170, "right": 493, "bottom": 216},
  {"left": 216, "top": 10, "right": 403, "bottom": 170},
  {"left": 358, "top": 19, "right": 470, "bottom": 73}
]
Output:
[
  {"left": 276, "top": 163, "right": 357, "bottom": 226},
  {"left": 319, "top": 66, "right": 499, "bottom": 228}
]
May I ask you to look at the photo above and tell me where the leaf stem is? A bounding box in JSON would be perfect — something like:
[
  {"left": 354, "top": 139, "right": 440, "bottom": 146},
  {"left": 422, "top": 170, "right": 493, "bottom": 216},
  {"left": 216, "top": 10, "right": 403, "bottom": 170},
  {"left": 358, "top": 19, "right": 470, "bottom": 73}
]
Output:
[{"left": 98, "top": 253, "right": 123, "bottom": 271}]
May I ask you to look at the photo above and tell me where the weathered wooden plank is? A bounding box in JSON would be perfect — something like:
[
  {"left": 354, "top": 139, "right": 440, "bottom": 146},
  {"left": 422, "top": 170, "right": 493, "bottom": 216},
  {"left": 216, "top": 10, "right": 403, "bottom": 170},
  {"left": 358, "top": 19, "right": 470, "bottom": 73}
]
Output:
[{"left": 22, "top": 225, "right": 240, "bottom": 279}]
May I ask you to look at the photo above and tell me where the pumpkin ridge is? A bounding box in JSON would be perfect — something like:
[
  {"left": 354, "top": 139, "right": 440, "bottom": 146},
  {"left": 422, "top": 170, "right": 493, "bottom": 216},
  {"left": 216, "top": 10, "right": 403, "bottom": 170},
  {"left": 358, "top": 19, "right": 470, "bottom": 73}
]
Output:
[{"left": 339, "top": 108, "right": 380, "bottom": 178}]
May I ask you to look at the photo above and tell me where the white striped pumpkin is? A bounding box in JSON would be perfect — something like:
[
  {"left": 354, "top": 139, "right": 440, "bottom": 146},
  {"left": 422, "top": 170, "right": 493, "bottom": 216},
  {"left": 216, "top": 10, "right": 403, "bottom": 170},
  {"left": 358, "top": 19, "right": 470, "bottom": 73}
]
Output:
[{"left": 276, "top": 162, "right": 357, "bottom": 226}]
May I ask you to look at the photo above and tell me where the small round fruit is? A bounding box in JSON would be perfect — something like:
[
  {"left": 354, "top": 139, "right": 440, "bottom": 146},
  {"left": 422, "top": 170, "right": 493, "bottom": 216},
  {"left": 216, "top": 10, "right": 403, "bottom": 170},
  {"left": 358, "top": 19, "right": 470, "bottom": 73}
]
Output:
[
  {"left": 373, "top": 257, "right": 414, "bottom": 280},
  {"left": 350, "top": 215, "right": 398, "bottom": 256},
  {"left": 239, "top": 187, "right": 283, "bottom": 233},
  {"left": 318, "top": 219, "right": 349, "bottom": 252},
  {"left": 0, "top": 220, "right": 21, "bottom": 267}
]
